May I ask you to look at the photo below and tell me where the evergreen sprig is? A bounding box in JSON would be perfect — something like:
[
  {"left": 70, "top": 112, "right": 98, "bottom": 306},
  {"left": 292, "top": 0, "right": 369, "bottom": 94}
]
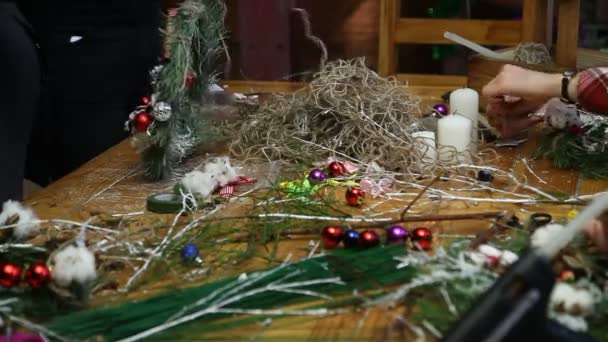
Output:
[
  {"left": 48, "top": 245, "right": 415, "bottom": 341},
  {"left": 537, "top": 122, "right": 608, "bottom": 179},
  {"left": 143, "top": 0, "right": 226, "bottom": 180}
]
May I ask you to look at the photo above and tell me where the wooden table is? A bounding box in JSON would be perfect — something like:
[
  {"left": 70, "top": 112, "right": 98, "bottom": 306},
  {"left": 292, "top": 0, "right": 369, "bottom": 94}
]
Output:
[{"left": 25, "top": 82, "right": 608, "bottom": 340}]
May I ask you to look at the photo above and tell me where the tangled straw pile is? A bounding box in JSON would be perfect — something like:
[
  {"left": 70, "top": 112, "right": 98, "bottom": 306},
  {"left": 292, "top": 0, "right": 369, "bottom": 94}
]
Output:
[{"left": 226, "top": 58, "right": 432, "bottom": 171}]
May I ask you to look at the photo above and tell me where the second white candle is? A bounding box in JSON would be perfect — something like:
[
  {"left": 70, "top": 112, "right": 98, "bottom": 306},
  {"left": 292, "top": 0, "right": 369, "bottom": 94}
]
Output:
[{"left": 437, "top": 114, "right": 472, "bottom": 163}]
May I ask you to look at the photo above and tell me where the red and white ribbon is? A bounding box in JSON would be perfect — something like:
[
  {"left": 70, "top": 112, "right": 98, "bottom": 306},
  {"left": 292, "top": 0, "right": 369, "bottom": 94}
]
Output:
[{"left": 216, "top": 177, "right": 257, "bottom": 198}]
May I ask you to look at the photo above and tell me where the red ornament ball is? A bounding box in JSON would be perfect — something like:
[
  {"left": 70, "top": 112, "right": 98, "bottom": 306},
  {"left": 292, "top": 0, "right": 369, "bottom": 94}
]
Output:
[
  {"left": 569, "top": 125, "right": 586, "bottom": 136},
  {"left": 185, "top": 73, "right": 197, "bottom": 87},
  {"left": 134, "top": 112, "right": 153, "bottom": 132},
  {"left": 25, "top": 263, "right": 51, "bottom": 288},
  {"left": 360, "top": 230, "right": 380, "bottom": 248},
  {"left": 0, "top": 263, "right": 21, "bottom": 288},
  {"left": 559, "top": 270, "right": 576, "bottom": 282},
  {"left": 411, "top": 227, "right": 433, "bottom": 250},
  {"left": 322, "top": 226, "right": 343, "bottom": 249},
  {"left": 345, "top": 187, "right": 365, "bottom": 207},
  {"left": 141, "top": 96, "right": 151, "bottom": 106},
  {"left": 328, "top": 161, "right": 347, "bottom": 177}
]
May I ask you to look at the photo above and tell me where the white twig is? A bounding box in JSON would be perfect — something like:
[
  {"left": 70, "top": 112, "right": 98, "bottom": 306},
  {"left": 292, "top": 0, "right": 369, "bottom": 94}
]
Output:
[
  {"left": 0, "top": 219, "right": 117, "bottom": 235},
  {"left": 522, "top": 159, "right": 547, "bottom": 184},
  {"left": 0, "top": 244, "right": 46, "bottom": 253},
  {"left": 440, "top": 285, "right": 458, "bottom": 316},
  {"left": 258, "top": 213, "right": 393, "bottom": 223},
  {"left": 122, "top": 208, "right": 186, "bottom": 291},
  {"left": 423, "top": 320, "right": 443, "bottom": 339},
  {"left": 118, "top": 263, "right": 344, "bottom": 342},
  {"left": 447, "top": 164, "right": 559, "bottom": 201},
  {"left": 9, "top": 315, "right": 67, "bottom": 342},
  {"left": 395, "top": 316, "right": 426, "bottom": 342},
  {"left": 213, "top": 307, "right": 344, "bottom": 316}
]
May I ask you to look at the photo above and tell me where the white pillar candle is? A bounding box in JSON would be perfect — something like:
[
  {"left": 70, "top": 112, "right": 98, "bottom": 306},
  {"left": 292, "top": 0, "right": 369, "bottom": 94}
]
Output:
[
  {"left": 437, "top": 114, "right": 472, "bottom": 163},
  {"left": 412, "top": 131, "right": 437, "bottom": 163},
  {"left": 450, "top": 88, "right": 479, "bottom": 145}
]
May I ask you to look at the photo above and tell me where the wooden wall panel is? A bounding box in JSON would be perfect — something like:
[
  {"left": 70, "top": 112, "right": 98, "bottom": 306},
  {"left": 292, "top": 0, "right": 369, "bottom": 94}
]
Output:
[
  {"left": 291, "top": 0, "right": 380, "bottom": 79},
  {"left": 237, "top": 0, "right": 295, "bottom": 80},
  {"left": 165, "top": 0, "right": 381, "bottom": 81}
]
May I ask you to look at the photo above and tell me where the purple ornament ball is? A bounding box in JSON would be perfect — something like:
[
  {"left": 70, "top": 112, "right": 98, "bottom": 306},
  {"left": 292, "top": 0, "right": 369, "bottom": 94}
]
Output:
[
  {"left": 308, "top": 169, "right": 327, "bottom": 184},
  {"left": 433, "top": 104, "right": 448, "bottom": 116},
  {"left": 386, "top": 225, "right": 409, "bottom": 244}
]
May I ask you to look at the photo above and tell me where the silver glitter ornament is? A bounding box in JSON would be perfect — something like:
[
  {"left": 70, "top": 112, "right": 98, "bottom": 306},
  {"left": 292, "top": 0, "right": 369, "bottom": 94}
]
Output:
[{"left": 152, "top": 102, "right": 172, "bottom": 121}]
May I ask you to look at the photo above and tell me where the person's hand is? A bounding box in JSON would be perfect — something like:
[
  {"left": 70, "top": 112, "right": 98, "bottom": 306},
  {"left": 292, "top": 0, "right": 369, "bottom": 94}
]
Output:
[
  {"left": 482, "top": 64, "right": 562, "bottom": 101},
  {"left": 482, "top": 64, "right": 562, "bottom": 138},
  {"left": 485, "top": 98, "right": 545, "bottom": 137},
  {"left": 584, "top": 219, "right": 608, "bottom": 252}
]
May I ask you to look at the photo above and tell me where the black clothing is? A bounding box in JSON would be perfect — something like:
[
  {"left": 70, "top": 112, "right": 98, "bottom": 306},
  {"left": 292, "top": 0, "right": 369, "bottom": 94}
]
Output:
[
  {"left": 20, "top": 1, "right": 161, "bottom": 184},
  {"left": 0, "top": 2, "right": 41, "bottom": 201},
  {"left": 19, "top": 0, "right": 161, "bottom": 30}
]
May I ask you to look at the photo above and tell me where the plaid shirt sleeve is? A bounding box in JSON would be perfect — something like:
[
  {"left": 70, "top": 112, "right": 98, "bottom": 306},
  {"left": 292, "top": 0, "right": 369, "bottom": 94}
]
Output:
[{"left": 577, "top": 67, "right": 608, "bottom": 114}]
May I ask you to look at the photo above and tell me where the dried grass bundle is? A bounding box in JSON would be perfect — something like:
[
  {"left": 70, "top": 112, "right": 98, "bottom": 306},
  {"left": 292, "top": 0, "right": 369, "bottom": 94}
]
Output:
[{"left": 225, "top": 58, "right": 434, "bottom": 172}]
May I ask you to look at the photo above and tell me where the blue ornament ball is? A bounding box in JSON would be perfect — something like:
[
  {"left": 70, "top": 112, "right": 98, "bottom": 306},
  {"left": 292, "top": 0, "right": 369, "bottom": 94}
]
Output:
[
  {"left": 181, "top": 243, "right": 200, "bottom": 262},
  {"left": 386, "top": 225, "right": 409, "bottom": 244},
  {"left": 342, "top": 229, "right": 361, "bottom": 248},
  {"left": 477, "top": 170, "right": 494, "bottom": 182}
]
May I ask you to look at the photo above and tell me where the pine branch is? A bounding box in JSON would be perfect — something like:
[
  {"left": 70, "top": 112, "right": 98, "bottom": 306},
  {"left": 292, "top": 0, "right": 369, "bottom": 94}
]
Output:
[
  {"left": 48, "top": 246, "right": 415, "bottom": 341},
  {"left": 142, "top": 0, "right": 227, "bottom": 181},
  {"left": 537, "top": 123, "right": 608, "bottom": 179}
]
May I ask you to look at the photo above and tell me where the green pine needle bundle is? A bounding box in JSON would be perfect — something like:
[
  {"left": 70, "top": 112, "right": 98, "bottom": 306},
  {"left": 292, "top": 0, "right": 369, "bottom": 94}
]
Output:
[
  {"left": 141, "top": 0, "right": 226, "bottom": 181},
  {"left": 537, "top": 122, "right": 608, "bottom": 179},
  {"left": 48, "top": 246, "right": 415, "bottom": 341}
]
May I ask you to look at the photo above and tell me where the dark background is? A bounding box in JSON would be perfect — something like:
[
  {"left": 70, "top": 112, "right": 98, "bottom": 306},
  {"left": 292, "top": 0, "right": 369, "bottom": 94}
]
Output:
[{"left": 162, "top": 0, "right": 608, "bottom": 81}]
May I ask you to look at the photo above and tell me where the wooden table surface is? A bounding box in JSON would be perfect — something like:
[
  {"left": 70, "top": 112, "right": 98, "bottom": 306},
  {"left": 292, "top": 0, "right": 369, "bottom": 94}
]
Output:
[{"left": 25, "top": 82, "right": 608, "bottom": 341}]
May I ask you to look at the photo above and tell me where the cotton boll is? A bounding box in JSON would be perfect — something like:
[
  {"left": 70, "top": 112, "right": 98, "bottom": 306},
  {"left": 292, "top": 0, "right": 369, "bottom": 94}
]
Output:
[
  {"left": 499, "top": 251, "right": 519, "bottom": 266},
  {"left": 478, "top": 244, "right": 502, "bottom": 258},
  {"left": 551, "top": 313, "right": 588, "bottom": 332},
  {"left": 549, "top": 282, "right": 596, "bottom": 317},
  {"left": 51, "top": 244, "right": 97, "bottom": 287},
  {"left": 205, "top": 157, "right": 238, "bottom": 187},
  {"left": 550, "top": 283, "right": 575, "bottom": 311},
  {"left": 181, "top": 171, "right": 219, "bottom": 198},
  {"left": 531, "top": 224, "right": 565, "bottom": 249},
  {"left": 563, "top": 288, "right": 595, "bottom": 316},
  {"left": 203, "top": 161, "right": 224, "bottom": 179},
  {"left": 466, "top": 251, "right": 489, "bottom": 266},
  {"left": 0, "top": 200, "right": 39, "bottom": 240},
  {"left": 576, "top": 290, "right": 595, "bottom": 316},
  {"left": 220, "top": 157, "right": 239, "bottom": 184}
]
